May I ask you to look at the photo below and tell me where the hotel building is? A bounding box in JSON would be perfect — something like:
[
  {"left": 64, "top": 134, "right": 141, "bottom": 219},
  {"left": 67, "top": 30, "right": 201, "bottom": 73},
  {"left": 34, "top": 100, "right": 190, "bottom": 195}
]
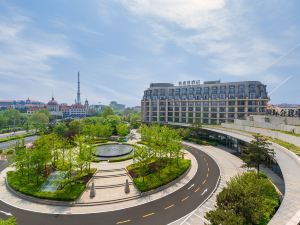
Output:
[{"left": 141, "top": 80, "right": 269, "bottom": 125}]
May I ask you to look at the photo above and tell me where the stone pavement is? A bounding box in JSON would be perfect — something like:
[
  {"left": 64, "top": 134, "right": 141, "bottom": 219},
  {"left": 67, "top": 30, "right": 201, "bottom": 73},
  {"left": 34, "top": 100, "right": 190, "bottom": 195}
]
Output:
[{"left": 76, "top": 168, "right": 140, "bottom": 205}]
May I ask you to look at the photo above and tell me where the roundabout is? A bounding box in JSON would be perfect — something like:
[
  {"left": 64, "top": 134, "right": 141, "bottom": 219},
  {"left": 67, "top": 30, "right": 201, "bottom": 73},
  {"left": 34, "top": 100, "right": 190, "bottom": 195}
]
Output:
[{"left": 0, "top": 146, "right": 220, "bottom": 225}]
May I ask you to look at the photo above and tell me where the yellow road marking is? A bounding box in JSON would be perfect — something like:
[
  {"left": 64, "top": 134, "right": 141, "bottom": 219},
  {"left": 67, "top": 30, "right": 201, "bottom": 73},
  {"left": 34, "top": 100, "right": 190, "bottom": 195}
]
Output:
[
  {"left": 116, "top": 219, "right": 131, "bottom": 224},
  {"left": 164, "top": 204, "right": 175, "bottom": 210},
  {"left": 181, "top": 196, "right": 190, "bottom": 202},
  {"left": 194, "top": 187, "right": 200, "bottom": 193},
  {"left": 208, "top": 167, "right": 210, "bottom": 172},
  {"left": 206, "top": 162, "right": 209, "bottom": 167},
  {"left": 142, "top": 212, "right": 155, "bottom": 218},
  {"left": 202, "top": 180, "right": 206, "bottom": 185},
  {"left": 204, "top": 157, "right": 207, "bottom": 162},
  {"left": 206, "top": 173, "right": 209, "bottom": 178}
]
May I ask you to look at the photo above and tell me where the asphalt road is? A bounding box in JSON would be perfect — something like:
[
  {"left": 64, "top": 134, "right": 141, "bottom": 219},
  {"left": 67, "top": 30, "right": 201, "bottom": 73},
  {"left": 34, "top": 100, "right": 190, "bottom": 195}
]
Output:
[
  {"left": 0, "top": 135, "right": 38, "bottom": 150},
  {"left": 0, "top": 145, "right": 220, "bottom": 225}
]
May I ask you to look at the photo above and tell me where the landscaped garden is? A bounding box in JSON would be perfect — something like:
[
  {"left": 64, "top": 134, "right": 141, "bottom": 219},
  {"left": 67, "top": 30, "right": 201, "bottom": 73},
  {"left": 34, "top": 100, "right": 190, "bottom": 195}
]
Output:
[
  {"left": 6, "top": 109, "right": 132, "bottom": 201},
  {"left": 127, "top": 125, "right": 191, "bottom": 192}
]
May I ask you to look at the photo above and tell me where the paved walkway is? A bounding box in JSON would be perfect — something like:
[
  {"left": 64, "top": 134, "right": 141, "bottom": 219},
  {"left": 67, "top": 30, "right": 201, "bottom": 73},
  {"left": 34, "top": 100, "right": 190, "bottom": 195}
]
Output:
[{"left": 170, "top": 143, "right": 246, "bottom": 225}]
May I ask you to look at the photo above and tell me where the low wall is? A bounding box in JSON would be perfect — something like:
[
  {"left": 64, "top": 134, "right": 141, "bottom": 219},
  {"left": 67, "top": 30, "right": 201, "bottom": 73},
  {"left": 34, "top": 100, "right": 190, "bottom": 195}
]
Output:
[{"left": 222, "top": 123, "right": 300, "bottom": 148}]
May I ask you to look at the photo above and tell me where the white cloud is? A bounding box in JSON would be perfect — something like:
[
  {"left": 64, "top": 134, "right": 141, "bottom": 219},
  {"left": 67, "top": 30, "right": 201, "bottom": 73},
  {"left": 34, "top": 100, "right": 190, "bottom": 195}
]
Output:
[
  {"left": 118, "top": 0, "right": 226, "bottom": 29},
  {"left": 119, "top": 0, "right": 294, "bottom": 81}
]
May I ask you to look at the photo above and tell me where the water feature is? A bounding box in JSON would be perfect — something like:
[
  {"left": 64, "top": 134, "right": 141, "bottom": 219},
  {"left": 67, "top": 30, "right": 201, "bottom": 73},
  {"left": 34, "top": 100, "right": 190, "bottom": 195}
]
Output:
[
  {"left": 94, "top": 144, "right": 134, "bottom": 159},
  {"left": 40, "top": 171, "right": 66, "bottom": 192}
]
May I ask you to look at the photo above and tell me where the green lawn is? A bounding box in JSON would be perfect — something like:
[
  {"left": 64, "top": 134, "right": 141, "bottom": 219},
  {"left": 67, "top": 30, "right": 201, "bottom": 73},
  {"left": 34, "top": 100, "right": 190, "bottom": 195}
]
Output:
[
  {"left": 0, "top": 217, "right": 16, "bottom": 225},
  {"left": 7, "top": 168, "right": 96, "bottom": 201},
  {"left": 127, "top": 158, "right": 191, "bottom": 192},
  {"left": 270, "top": 129, "right": 300, "bottom": 138},
  {"left": 267, "top": 137, "right": 300, "bottom": 155},
  {"left": 0, "top": 133, "right": 34, "bottom": 143}
]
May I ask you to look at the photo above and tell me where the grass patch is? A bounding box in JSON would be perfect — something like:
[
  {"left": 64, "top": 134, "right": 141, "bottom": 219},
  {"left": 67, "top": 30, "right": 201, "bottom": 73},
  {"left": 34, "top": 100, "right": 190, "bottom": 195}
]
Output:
[
  {"left": 267, "top": 137, "right": 300, "bottom": 154},
  {"left": 109, "top": 155, "right": 134, "bottom": 162},
  {"left": 0, "top": 133, "right": 34, "bottom": 143},
  {"left": 92, "top": 138, "right": 109, "bottom": 144},
  {"left": 187, "top": 137, "right": 218, "bottom": 146},
  {"left": 7, "top": 168, "right": 96, "bottom": 201},
  {"left": 127, "top": 158, "right": 191, "bottom": 192},
  {"left": 270, "top": 129, "right": 300, "bottom": 138},
  {"left": 0, "top": 217, "right": 16, "bottom": 225}
]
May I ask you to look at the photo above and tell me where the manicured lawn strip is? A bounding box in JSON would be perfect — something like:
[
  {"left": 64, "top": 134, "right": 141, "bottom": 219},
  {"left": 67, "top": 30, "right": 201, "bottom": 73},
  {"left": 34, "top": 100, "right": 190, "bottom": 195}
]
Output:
[
  {"left": 267, "top": 137, "right": 300, "bottom": 154},
  {"left": 109, "top": 154, "right": 134, "bottom": 162},
  {"left": 186, "top": 137, "right": 218, "bottom": 146},
  {"left": 0, "top": 133, "right": 34, "bottom": 143},
  {"left": 7, "top": 168, "right": 96, "bottom": 201},
  {"left": 128, "top": 159, "right": 191, "bottom": 192},
  {"left": 270, "top": 129, "right": 300, "bottom": 138}
]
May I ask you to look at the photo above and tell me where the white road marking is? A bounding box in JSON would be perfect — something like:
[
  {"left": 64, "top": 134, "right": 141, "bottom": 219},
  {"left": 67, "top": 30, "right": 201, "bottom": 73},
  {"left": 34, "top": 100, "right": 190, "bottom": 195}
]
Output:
[
  {"left": 0, "top": 211, "right": 12, "bottom": 217},
  {"left": 201, "top": 189, "right": 208, "bottom": 196},
  {"left": 188, "top": 184, "right": 195, "bottom": 190}
]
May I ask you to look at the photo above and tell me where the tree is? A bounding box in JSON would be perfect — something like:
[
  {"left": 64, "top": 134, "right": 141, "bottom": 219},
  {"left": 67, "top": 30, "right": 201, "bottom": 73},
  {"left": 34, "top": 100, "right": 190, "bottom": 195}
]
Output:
[
  {"left": 205, "top": 172, "right": 280, "bottom": 225},
  {"left": 95, "top": 123, "right": 113, "bottom": 138},
  {"left": 54, "top": 123, "right": 68, "bottom": 137},
  {"left": 12, "top": 140, "right": 27, "bottom": 175},
  {"left": 116, "top": 123, "right": 128, "bottom": 136},
  {"left": 241, "top": 134, "right": 275, "bottom": 175},
  {"left": 30, "top": 111, "right": 49, "bottom": 133},
  {"left": 100, "top": 106, "right": 115, "bottom": 118},
  {"left": 135, "top": 145, "right": 152, "bottom": 183}
]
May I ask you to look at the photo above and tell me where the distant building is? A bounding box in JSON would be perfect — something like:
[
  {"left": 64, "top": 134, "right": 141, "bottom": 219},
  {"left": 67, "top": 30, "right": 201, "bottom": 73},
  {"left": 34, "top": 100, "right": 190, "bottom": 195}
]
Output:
[
  {"left": 109, "top": 101, "right": 125, "bottom": 111},
  {"left": 0, "top": 98, "right": 44, "bottom": 111},
  {"left": 142, "top": 80, "right": 269, "bottom": 125},
  {"left": 267, "top": 104, "right": 300, "bottom": 117},
  {"left": 44, "top": 72, "right": 89, "bottom": 119}
]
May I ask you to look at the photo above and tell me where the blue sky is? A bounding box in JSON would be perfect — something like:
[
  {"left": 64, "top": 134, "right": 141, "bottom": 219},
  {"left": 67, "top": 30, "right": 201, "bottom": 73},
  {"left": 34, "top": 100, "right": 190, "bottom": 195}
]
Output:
[{"left": 0, "top": 0, "right": 299, "bottom": 106}]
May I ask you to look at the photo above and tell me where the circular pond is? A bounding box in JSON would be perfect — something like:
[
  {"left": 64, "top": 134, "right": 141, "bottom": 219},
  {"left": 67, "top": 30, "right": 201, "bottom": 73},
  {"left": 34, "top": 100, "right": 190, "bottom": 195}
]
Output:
[{"left": 94, "top": 144, "right": 134, "bottom": 158}]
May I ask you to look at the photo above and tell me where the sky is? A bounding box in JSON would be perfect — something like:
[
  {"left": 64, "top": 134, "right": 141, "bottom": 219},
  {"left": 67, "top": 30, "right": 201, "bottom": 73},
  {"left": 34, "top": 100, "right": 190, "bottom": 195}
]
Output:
[{"left": 0, "top": 0, "right": 299, "bottom": 106}]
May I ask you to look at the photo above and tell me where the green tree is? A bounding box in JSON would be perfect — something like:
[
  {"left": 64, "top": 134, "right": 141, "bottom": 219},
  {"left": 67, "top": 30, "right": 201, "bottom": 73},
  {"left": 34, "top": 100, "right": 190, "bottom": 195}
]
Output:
[
  {"left": 135, "top": 145, "right": 152, "bottom": 183},
  {"left": 30, "top": 111, "right": 49, "bottom": 133},
  {"left": 54, "top": 122, "right": 68, "bottom": 137},
  {"left": 100, "top": 106, "right": 115, "bottom": 117},
  {"left": 241, "top": 134, "right": 275, "bottom": 175},
  {"left": 3, "top": 109, "right": 21, "bottom": 130},
  {"left": 116, "top": 123, "right": 128, "bottom": 136},
  {"left": 205, "top": 172, "right": 280, "bottom": 225}
]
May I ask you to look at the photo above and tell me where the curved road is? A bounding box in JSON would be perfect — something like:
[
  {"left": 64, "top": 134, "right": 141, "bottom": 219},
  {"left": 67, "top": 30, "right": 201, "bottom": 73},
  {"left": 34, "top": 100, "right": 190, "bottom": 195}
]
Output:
[
  {"left": 0, "top": 146, "right": 220, "bottom": 225},
  {"left": 0, "top": 135, "right": 38, "bottom": 150}
]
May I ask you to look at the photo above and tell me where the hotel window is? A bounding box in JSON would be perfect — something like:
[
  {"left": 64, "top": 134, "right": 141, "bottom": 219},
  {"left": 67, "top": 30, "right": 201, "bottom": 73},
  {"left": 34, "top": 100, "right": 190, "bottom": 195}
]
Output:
[
  {"left": 229, "top": 85, "right": 235, "bottom": 94},
  {"left": 189, "top": 88, "right": 194, "bottom": 94},
  {"left": 212, "top": 86, "right": 218, "bottom": 94},
  {"left": 212, "top": 94, "right": 217, "bottom": 100},
  {"left": 249, "top": 84, "right": 256, "bottom": 93},
  {"left": 220, "top": 94, "right": 226, "bottom": 99},
  {"left": 204, "top": 87, "right": 209, "bottom": 94},
  {"left": 220, "top": 86, "right": 226, "bottom": 94},
  {"left": 250, "top": 93, "right": 256, "bottom": 99},
  {"left": 196, "top": 87, "right": 201, "bottom": 94}
]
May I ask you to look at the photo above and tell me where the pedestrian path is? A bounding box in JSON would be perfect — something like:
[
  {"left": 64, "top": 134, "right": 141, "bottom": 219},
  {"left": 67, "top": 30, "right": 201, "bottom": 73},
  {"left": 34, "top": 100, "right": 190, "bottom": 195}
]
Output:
[{"left": 76, "top": 169, "right": 140, "bottom": 205}]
